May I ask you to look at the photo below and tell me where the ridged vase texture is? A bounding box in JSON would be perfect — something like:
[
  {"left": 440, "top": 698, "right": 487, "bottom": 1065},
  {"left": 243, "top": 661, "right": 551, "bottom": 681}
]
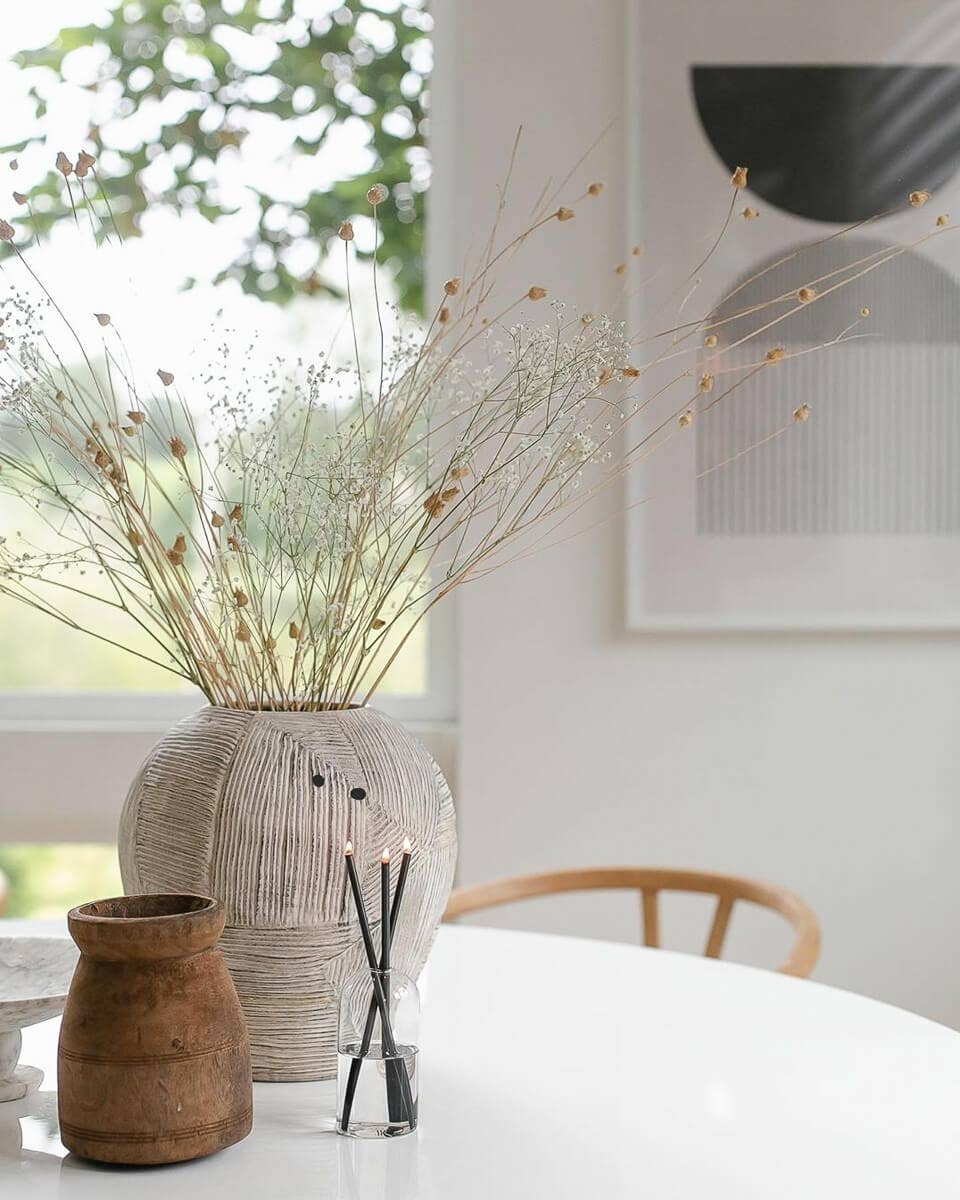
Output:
[{"left": 118, "top": 706, "right": 458, "bottom": 1081}]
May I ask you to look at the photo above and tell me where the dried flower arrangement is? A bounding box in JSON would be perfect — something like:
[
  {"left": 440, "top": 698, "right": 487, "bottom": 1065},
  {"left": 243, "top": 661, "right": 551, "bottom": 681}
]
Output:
[{"left": 0, "top": 151, "right": 950, "bottom": 709}]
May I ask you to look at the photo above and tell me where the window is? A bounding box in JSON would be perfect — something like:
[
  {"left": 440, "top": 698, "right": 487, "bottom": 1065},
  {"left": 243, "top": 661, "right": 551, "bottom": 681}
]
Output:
[{"left": 0, "top": 2, "right": 454, "bottom": 912}]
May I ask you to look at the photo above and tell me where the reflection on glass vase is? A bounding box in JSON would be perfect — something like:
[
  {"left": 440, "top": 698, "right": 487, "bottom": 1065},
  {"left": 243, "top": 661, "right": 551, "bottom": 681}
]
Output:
[{"left": 337, "top": 967, "right": 419, "bottom": 1139}]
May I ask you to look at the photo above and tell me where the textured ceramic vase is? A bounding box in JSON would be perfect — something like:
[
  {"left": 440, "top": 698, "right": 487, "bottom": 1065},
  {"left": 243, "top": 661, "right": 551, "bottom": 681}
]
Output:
[
  {"left": 58, "top": 894, "right": 252, "bottom": 1165},
  {"left": 118, "top": 706, "right": 458, "bottom": 1081}
]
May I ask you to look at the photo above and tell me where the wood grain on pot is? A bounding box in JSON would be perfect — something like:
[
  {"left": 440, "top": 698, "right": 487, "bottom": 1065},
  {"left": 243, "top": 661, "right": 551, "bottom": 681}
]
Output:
[
  {"left": 119, "top": 707, "right": 457, "bottom": 1081},
  {"left": 58, "top": 894, "right": 252, "bottom": 1166}
]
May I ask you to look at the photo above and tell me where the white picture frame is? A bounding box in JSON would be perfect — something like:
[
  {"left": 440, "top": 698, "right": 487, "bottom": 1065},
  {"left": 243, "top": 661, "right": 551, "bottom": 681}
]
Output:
[{"left": 624, "top": 0, "right": 960, "bottom": 631}]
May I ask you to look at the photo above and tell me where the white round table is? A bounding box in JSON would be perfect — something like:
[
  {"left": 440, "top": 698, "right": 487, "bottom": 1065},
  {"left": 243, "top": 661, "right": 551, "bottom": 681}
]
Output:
[{"left": 1, "top": 920, "right": 958, "bottom": 1198}]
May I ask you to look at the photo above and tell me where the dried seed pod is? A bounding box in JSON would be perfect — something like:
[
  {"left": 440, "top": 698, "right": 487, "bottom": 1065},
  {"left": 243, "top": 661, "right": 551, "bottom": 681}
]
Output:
[
  {"left": 366, "top": 183, "right": 388, "bottom": 206},
  {"left": 75, "top": 150, "right": 96, "bottom": 179},
  {"left": 94, "top": 449, "right": 110, "bottom": 468},
  {"left": 122, "top": 425, "right": 136, "bottom": 436},
  {"left": 166, "top": 549, "right": 184, "bottom": 567},
  {"left": 587, "top": 182, "right": 604, "bottom": 196},
  {"left": 860, "top": 306, "right": 871, "bottom": 318},
  {"left": 0, "top": 220, "right": 14, "bottom": 242},
  {"left": 622, "top": 366, "right": 640, "bottom": 379},
  {"left": 371, "top": 618, "right": 386, "bottom": 630},
  {"left": 234, "top": 589, "right": 249, "bottom": 607},
  {"left": 438, "top": 306, "right": 450, "bottom": 324},
  {"left": 937, "top": 214, "right": 949, "bottom": 227},
  {"left": 229, "top": 503, "right": 243, "bottom": 522},
  {"left": 12, "top": 192, "right": 26, "bottom": 206},
  {"left": 678, "top": 410, "right": 694, "bottom": 428},
  {"left": 157, "top": 368, "right": 175, "bottom": 386},
  {"left": 698, "top": 372, "right": 715, "bottom": 393},
  {"left": 173, "top": 533, "right": 187, "bottom": 554},
  {"left": 169, "top": 436, "right": 187, "bottom": 460},
  {"left": 632, "top": 244, "right": 643, "bottom": 256},
  {"left": 127, "top": 529, "right": 144, "bottom": 547},
  {"left": 556, "top": 206, "right": 575, "bottom": 221},
  {"left": 236, "top": 620, "right": 251, "bottom": 643},
  {"left": 527, "top": 286, "right": 547, "bottom": 300},
  {"left": 704, "top": 334, "right": 719, "bottom": 348},
  {"left": 440, "top": 487, "right": 460, "bottom": 502},
  {"left": 614, "top": 262, "right": 627, "bottom": 276},
  {"left": 793, "top": 403, "right": 811, "bottom": 423},
  {"left": 56, "top": 152, "right": 74, "bottom": 177},
  {"left": 94, "top": 312, "right": 111, "bottom": 327},
  {"left": 741, "top": 206, "right": 759, "bottom": 220},
  {"left": 127, "top": 410, "right": 146, "bottom": 425},
  {"left": 730, "top": 165, "right": 749, "bottom": 189},
  {"left": 443, "top": 277, "right": 461, "bottom": 295},
  {"left": 210, "top": 511, "right": 225, "bottom": 528},
  {"left": 765, "top": 346, "right": 786, "bottom": 364},
  {"left": 55, "top": 389, "right": 66, "bottom": 402},
  {"left": 797, "top": 286, "right": 817, "bottom": 303},
  {"left": 289, "top": 621, "right": 301, "bottom": 640},
  {"left": 450, "top": 464, "right": 470, "bottom": 480},
  {"left": 338, "top": 220, "right": 354, "bottom": 241},
  {"left": 423, "top": 492, "right": 444, "bottom": 518},
  {"left": 227, "top": 536, "right": 240, "bottom": 552},
  {"left": 909, "top": 189, "right": 931, "bottom": 207}
]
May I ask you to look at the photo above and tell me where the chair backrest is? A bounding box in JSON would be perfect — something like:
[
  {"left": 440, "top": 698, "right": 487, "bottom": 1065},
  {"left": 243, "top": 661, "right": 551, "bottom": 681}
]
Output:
[{"left": 443, "top": 866, "right": 821, "bottom": 977}]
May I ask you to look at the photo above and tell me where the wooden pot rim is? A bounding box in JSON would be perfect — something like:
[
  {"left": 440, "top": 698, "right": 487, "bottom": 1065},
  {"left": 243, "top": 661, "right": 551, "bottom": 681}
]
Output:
[{"left": 68, "top": 894, "right": 225, "bottom": 961}]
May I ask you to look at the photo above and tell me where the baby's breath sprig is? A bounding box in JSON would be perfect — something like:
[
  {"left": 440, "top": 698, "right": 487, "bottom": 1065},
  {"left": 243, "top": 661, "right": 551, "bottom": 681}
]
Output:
[{"left": 0, "top": 153, "right": 950, "bottom": 708}]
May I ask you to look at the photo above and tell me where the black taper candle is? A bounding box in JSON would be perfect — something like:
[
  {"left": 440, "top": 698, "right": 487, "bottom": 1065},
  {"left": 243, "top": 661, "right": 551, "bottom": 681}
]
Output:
[
  {"left": 381, "top": 846, "right": 391, "bottom": 973},
  {"left": 341, "top": 841, "right": 414, "bottom": 1125},
  {"left": 341, "top": 838, "right": 413, "bottom": 1131},
  {"left": 343, "top": 842, "right": 399, "bottom": 1054},
  {"left": 391, "top": 837, "right": 412, "bottom": 926}
]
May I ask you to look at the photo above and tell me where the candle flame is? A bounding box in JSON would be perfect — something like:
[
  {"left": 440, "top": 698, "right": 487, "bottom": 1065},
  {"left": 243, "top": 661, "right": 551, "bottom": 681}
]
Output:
[
  {"left": 381, "top": 846, "right": 390, "bottom": 863},
  {"left": 344, "top": 840, "right": 353, "bottom": 855},
  {"left": 402, "top": 836, "right": 411, "bottom": 854}
]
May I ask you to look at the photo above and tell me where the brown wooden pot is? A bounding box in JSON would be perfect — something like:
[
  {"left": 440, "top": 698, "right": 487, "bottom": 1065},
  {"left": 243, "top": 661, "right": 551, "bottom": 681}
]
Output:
[{"left": 58, "top": 894, "right": 253, "bottom": 1166}]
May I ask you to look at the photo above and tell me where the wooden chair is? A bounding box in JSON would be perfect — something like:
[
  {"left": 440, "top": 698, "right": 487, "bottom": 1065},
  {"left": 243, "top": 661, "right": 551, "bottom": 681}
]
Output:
[{"left": 444, "top": 867, "right": 821, "bottom": 978}]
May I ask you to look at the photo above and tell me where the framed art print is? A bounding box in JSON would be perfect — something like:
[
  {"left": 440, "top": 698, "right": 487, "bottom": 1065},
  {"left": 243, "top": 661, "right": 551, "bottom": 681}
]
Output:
[{"left": 625, "top": 0, "right": 960, "bottom": 630}]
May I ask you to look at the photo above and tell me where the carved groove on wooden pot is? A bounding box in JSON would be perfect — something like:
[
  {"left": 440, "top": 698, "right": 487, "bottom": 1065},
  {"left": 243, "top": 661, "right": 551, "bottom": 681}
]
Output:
[{"left": 118, "top": 706, "right": 458, "bottom": 1081}]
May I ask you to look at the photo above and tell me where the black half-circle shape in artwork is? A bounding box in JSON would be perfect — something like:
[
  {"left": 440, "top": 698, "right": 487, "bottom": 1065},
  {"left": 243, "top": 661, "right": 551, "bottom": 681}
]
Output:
[{"left": 691, "top": 65, "right": 960, "bottom": 223}]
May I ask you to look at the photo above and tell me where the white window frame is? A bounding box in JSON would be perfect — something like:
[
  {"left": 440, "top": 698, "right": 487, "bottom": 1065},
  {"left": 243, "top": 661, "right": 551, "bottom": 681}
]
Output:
[
  {"left": 0, "top": 13, "right": 468, "bottom": 846},
  {"left": 0, "top": 597, "right": 457, "bottom": 729},
  {"left": 0, "top": 597, "right": 457, "bottom": 843}
]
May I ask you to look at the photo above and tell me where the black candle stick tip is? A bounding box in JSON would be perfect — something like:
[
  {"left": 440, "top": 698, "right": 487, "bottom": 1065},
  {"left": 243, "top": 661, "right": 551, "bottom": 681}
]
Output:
[
  {"left": 402, "top": 836, "right": 411, "bottom": 854},
  {"left": 344, "top": 840, "right": 353, "bottom": 855},
  {"left": 382, "top": 846, "right": 390, "bottom": 864}
]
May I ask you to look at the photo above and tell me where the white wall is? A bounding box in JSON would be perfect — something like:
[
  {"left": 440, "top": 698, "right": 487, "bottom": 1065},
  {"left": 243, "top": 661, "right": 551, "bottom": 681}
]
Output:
[{"left": 433, "top": 0, "right": 960, "bottom": 1027}]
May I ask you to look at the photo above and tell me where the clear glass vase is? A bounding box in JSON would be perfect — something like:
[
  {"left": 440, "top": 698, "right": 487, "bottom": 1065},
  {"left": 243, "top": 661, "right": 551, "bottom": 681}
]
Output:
[{"left": 337, "top": 967, "right": 419, "bottom": 1138}]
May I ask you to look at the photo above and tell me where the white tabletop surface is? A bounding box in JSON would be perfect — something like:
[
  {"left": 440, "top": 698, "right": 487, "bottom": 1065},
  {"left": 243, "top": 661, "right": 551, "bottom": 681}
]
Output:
[{"left": 1, "top": 918, "right": 959, "bottom": 1198}]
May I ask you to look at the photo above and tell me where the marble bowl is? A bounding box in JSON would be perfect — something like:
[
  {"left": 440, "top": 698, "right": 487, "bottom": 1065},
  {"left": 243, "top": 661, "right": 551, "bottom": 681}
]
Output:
[{"left": 0, "top": 937, "right": 78, "bottom": 1102}]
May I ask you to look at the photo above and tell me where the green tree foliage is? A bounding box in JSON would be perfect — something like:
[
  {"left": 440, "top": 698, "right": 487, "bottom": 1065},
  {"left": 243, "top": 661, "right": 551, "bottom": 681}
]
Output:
[{"left": 5, "top": 0, "right": 431, "bottom": 312}]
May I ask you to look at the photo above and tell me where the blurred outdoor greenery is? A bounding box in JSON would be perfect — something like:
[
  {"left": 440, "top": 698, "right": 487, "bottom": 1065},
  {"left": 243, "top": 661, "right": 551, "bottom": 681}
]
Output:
[
  {"left": 4, "top": 0, "right": 431, "bottom": 312},
  {"left": 0, "top": 1, "right": 432, "bottom": 918},
  {"left": 0, "top": 845, "right": 122, "bottom": 918}
]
